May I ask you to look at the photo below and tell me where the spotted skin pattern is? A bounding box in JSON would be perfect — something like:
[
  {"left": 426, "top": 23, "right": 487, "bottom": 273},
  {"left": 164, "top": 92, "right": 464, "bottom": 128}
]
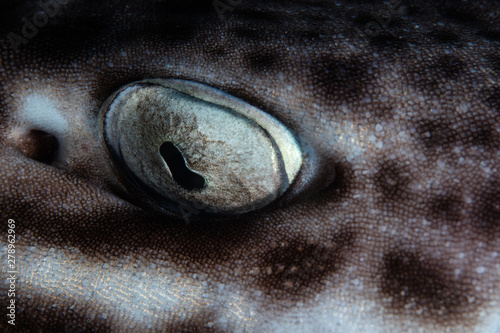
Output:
[{"left": 0, "top": 0, "right": 499, "bottom": 332}]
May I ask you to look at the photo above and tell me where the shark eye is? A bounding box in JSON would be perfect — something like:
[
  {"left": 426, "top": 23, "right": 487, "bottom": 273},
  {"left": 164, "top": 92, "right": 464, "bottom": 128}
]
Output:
[{"left": 99, "top": 79, "right": 303, "bottom": 214}]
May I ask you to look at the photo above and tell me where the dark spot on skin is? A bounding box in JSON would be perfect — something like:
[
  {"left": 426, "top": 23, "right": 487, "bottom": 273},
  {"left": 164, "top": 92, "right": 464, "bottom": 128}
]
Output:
[
  {"left": 310, "top": 56, "right": 372, "bottom": 105},
  {"left": 415, "top": 117, "right": 499, "bottom": 152},
  {"left": 461, "top": 119, "right": 499, "bottom": 150},
  {"left": 380, "top": 250, "right": 477, "bottom": 321},
  {"left": 431, "top": 55, "right": 466, "bottom": 80},
  {"left": 374, "top": 160, "right": 410, "bottom": 202},
  {"left": 415, "top": 118, "right": 455, "bottom": 151},
  {"left": 427, "top": 30, "right": 462, "bottom": 45},
  {"left": 17, "top": 129, "right": 59, "bottom": 164},
  {"left": 409, "top": 55, "right": 466, "bottom": 91},
  {"left": 427, "top": 194, "right": 462, "bottom": 226},
  {"left": 468, "top": 124, "right": 497, "bottom": 148},
  {"left": 473, "top": 181, "right": 500, "bottom": 237},
  {"left": 256, "top": 231, "right": 355, "bottom": 301}
]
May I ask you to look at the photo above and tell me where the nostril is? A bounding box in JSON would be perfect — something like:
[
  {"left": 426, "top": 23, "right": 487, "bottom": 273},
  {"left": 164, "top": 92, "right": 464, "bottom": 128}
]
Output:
[{"left": 17, "top": 129, "right": 59, "bottom": 164}]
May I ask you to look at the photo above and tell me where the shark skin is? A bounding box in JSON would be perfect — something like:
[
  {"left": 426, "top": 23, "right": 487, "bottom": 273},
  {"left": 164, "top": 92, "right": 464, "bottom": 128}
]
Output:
[{"left": 0, "top": 0, "right": 499, "bottom": 332}]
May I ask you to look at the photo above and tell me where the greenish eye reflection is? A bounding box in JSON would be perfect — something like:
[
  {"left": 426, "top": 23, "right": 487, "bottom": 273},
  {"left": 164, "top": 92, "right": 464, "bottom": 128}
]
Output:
[
  {"left": 159, "top": 141, "right": 206, "bottom": 191},
  {"left": 100, "top": 79, "right": 303, "bottom": 214}
]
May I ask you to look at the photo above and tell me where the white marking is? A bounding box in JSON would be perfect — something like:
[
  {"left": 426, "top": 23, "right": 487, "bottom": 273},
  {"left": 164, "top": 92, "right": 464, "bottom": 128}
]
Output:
[
  {"left": 18, "top": 245, "right": 255, "bottom": 331},
  {"left": 19, "top": 94, "right": 68, "bottom": 135}
]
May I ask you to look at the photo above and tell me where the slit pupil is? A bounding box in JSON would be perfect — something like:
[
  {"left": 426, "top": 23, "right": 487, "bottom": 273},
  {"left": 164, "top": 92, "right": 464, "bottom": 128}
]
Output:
[{"left": 159, "top": 142, "right": 205, "bottom": 191}]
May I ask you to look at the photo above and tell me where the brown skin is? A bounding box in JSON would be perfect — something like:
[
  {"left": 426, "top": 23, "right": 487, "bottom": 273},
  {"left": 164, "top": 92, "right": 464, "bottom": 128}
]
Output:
[{"left": 1, "top": 0, "right": 499, "bottom": 332}]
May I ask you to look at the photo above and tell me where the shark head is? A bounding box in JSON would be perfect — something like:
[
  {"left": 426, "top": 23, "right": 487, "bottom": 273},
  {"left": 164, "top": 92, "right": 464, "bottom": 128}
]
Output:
[{"left": 1, "top": 0, "right": 499, "bottom": 332}]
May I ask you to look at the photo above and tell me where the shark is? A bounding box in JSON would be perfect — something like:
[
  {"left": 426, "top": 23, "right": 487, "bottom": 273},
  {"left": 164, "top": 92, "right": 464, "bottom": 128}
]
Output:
[{"left": 1, "top": 0, "right": 499, "bottom": 332}]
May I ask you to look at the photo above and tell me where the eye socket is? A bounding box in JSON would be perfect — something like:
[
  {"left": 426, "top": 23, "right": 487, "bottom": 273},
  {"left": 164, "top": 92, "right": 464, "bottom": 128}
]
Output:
[{"left": 99, "top": 79, "right": 303, "bottom": 214}]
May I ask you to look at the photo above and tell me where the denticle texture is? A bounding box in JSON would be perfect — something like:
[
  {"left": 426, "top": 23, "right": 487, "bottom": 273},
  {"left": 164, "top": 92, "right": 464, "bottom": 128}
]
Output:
[{"left": 0, "top": 0, "right": 499, "bottom": 332}]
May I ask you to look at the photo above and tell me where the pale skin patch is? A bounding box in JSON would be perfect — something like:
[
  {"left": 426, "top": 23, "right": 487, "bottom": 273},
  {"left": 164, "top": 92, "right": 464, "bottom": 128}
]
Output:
[{"left": 0, "top": 0, "right": 499, "bottom": 332}]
